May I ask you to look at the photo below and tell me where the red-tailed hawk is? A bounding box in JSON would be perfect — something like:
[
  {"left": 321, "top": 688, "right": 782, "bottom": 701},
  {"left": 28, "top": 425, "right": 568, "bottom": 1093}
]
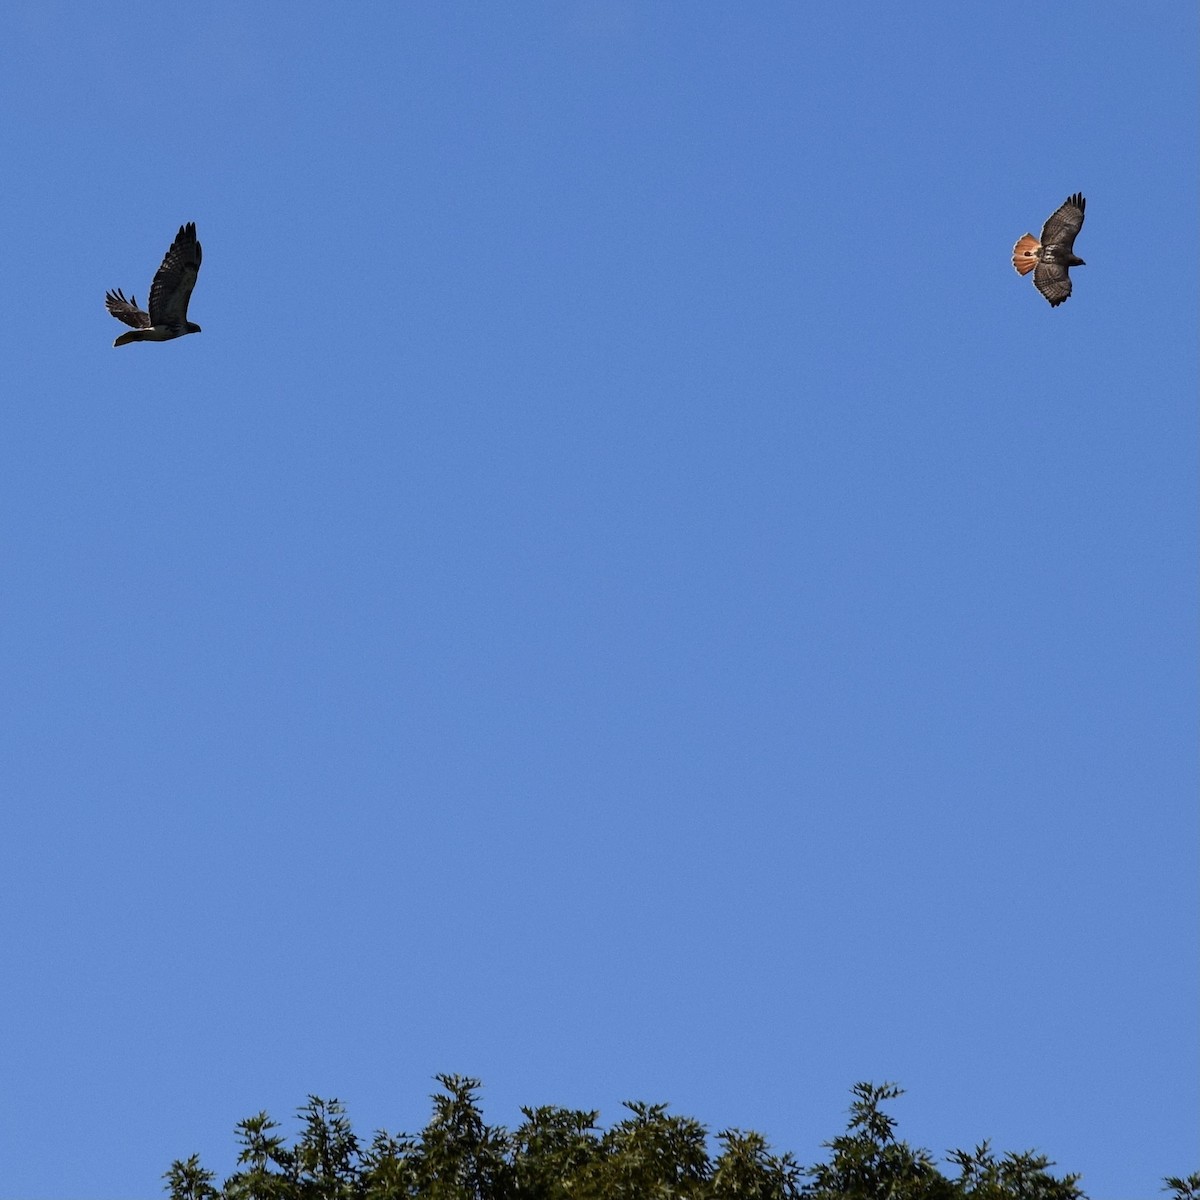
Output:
[
  {"left": 105, "top": 222, "right": 203, "bottom": 346},
  {"left": 1012, "top": 194, "right": 1086, "bottom": 307}
]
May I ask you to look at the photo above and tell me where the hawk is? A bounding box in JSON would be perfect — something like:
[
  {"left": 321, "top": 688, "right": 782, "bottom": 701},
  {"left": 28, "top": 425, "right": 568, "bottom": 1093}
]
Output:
[
  {"left": 1012, "top": 194, "right": 1086, "bottom": 307},
  {"left": 105, "top": 222, "right": 203, "bottom": 346}
]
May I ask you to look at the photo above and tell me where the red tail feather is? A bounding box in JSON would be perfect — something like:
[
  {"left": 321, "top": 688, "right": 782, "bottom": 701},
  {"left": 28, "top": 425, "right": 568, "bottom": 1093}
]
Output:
[{"left": 1012, "top": 233, "right": 1040, "bottom": 276}]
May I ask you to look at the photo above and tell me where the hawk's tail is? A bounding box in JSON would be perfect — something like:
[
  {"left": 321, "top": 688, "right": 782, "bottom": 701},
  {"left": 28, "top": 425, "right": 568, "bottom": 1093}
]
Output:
[{"left": 1012, "top": 233, "right": 1040, "bottom": 276}]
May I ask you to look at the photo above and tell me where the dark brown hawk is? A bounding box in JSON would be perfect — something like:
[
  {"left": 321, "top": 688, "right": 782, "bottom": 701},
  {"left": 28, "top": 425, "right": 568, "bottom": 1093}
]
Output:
[
  {"left": 105, "top": 222, "right": 203, "bottom": 346},
  {"left": 1012, "top": 194, "right": 1086, "bottom": 307}
]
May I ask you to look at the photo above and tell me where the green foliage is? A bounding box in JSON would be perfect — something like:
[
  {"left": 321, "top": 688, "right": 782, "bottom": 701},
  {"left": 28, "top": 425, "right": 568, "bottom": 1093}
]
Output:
[
  {"left": 164, "top": 1155, "right": 219, "bottom": 1200},
  {"left": 802, "top": 1082, "right": 955, "bottom": 1200},
  {"left": 163, "top": 1077, "right": 1181, "bottom": 1200},
  {"left": 945, "top": 1141, "right": 1082, "bottom": 1200},
  {"left": 401, "top": 1075, "right": 514, "bottom": 1200},
  {"left": 801, "top": 1082, "right": 1084, "bottom": 1200},
  {"left": 510, "top": 1104, "right": 602, "bottom": 1200},
  {"left": 711, "top": 1129, "right": 802, "bottom": 1200},
  {"left": 1164, "top": 1174, "right": 1200, "bottom": 1200},
  {"left": 576, "top": 1100, "right": 711, "bottom": 1199}
]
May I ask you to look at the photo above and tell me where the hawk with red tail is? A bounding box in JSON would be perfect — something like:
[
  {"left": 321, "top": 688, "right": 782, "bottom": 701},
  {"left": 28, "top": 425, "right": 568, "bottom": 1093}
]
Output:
[
  {"left": 105, "top": 222, "right": 203, "bottom": 346},
  {"left": 1013, "top": 194, "right": 1086, "bottom": 307}
]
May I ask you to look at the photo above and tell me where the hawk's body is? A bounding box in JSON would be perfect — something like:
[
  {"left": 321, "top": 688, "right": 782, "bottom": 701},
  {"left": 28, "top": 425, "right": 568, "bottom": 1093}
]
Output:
[
  {"left": 1012, "top": 193, "right": 1086, "bottom": 307},
  {"left": 106, "top": 222, "right": 203, "bottom": 346}
]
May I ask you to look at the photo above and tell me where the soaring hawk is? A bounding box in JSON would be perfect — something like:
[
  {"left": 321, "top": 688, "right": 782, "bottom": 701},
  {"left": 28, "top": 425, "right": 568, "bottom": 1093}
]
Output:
[
  {"left": 105, "top": 222, "right": 203, "bottom": 346},
  {"left": 1012, "top": 194, "right": 1086, "bottom": 307}
]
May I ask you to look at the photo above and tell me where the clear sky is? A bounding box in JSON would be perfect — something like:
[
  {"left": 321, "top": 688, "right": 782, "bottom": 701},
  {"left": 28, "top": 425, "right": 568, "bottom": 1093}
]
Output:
[{"left": 0, "top": 5, "right": 1195, "bottom": 1198}]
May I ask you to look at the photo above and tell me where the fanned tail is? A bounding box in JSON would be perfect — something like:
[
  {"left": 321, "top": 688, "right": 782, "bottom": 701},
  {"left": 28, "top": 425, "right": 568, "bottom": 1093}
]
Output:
[{"left": 1012, "top": 233, "right": 1040, "bottom": 276}]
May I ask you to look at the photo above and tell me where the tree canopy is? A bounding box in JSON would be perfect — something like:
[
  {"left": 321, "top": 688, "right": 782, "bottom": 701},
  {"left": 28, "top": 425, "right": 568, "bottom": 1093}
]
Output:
[{"left": 164, "top": 1076, "right": 1194, "bottom": 1200}]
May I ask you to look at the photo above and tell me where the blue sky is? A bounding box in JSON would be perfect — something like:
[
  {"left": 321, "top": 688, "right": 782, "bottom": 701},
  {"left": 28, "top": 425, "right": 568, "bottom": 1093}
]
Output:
[{"left": 0, "top": 4, "right": 1195, "bottom": 1198}]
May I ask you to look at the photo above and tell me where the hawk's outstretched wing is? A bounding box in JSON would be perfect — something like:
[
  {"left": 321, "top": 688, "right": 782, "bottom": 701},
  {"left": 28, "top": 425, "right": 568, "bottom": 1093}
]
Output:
[
  {"left": 104, "top": 288, "right": 151, "bottom": 329},
  {"left": 1033, "top": 260, "right": 1073, "bottom": 308},
  {"left": 147, "top": 222, "right": 202, "bottom": 330},
  {"left": 1039, "top": 193, "right": 1085, "bottom": 254}
]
